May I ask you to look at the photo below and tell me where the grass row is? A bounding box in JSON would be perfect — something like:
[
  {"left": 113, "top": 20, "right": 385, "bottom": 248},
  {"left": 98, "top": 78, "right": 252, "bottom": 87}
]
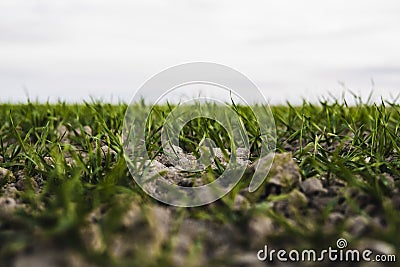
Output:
[{"left": 0, "top": 98, "right": 399, "bottom": 266}]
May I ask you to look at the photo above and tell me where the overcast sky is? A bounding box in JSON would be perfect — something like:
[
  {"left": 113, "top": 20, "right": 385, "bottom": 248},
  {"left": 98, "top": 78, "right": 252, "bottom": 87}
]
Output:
[{"left": 0, "top": 0, "right": 400, "bottom": 104}]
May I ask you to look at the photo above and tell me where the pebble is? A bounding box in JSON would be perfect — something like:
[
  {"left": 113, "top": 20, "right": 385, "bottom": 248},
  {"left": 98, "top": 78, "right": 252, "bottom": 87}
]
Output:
[
  {"left": 248, "top": 216, "right": 275, "bottom": 247},
  {"left": 81, "top": 223, "right": 105, "bottom": 253},
  {"left": 346, "top": 215, "right": 369, "bottom": 236},
  {"left": 246, "top": 153, "right": 301, "bottom": 201},
  {"left": 2, "top": 183, "right": 18, "bottom": 197},
  {"left": 357, "top": 239, "right": 396, "bottom": 256},
  {"left": 121, "top": 202, "right": 141, "bottom": 228},
  {"left": 14, "top": 249, "right": 93, "bottom": 267},
  {"left": 83, "top": 125, "right": 93, "bottom": 136},
  {"left": 381, "top": 174, "right": 395, "bottom": 191},
  {"left": 273, "top": 189, "right": 308, "bottom": 216},
  {"left": 15, "top": 177, "right": 39, "bottom": 192},
  {"left": 43, "top": 156, "right": 54, "bottom": 166},
  {"left": 74, "top": 126, "right": 93, "bottom": 136},
  {"left": 65, "top": 157, "right": 76, "bottom": 167},
  {"left": 159, "top": 144, "right": 249, "bottom": 171},
  {"left": 109, "top": 204, "right": 172, "bottom": 260},
  {"left": 0, "top": 167, "right": 15, "bottom": 182},
  {"left": 0, "top": 196, "right": 17, "bottom": 216},
  {"left": 57, "top": 125, "right": 68, "bottom": 137},
  {"left": 100, "top": 145, "right": 117, "bottom": 159},
  {"left": 327, "top": 212, "right": 345, "bottom": 224},
  {"left": 232, "top": 253, "right": 265, "bottom": 267},
  {"left": 233, "top": 194, "right": 250, "bottom": 211},
  {"left": 300, "top": 177, "right": 328, "bottom": 195},
  {"left": 324, "top": 212, "right": 345, "bottom": 231},
  {"left": 266, "top": 153, "right": 301, "bottom": 189},
  {"left": 172, "top": 219, "right": 234, "bottom": 267}
]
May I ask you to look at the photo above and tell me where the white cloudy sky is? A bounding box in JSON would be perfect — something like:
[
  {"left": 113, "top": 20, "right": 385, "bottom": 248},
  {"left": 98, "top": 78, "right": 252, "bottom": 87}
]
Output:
[{"left": 0, "top": 0, "right": 400, "bottom": 104}]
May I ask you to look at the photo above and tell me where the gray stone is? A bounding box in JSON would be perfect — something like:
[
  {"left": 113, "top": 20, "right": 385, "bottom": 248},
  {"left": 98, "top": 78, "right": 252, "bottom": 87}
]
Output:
[
  {"left": 72, "top": 126, "right": 93, "bottom": 137},
  {"left": 14, "top": 249, "right": 93, "bottom": 267},
  {"left": 248, "top": 216, "right": 275, "bottom": 247},
  {"left": 232, "top": 253, "right": 265, "bottom": 267},
  {"left": 247, "top": 153, "right": 301, "bottom": 201},
  {"left": 300, "top": 177, "right": 328, "bottom": 195},
  {"left": 100, "top": 145, "right": 117, "bottom": 159},
  {"left": 357, "top": 238, "right": 396, "bottom": 256},
  {"left": 0, "top": 167, "right": 14, "bottom": 182},
  {"left": 109, "top": 204, "right": 171, "bottom": 260},
  {"left": 233, "top": 194, "right": 250, "bottom": 211},
  {"left": 0, "top": 196, "right": 19, "bottom": 218},
  {"left": 346, "top": 215, "right": 369, "bottom": 236}
]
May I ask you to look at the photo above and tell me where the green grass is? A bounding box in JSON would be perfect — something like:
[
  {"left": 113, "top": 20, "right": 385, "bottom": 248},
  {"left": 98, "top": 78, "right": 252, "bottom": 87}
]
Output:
[{"left": 0, "top": 98, "right": 399, "bottom": 266}]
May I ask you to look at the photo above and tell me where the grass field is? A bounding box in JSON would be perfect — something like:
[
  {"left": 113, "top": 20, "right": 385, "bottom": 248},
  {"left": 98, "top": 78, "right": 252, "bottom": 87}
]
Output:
[{"left": 0, "top": 98, "right": 399, "bottom": 266}]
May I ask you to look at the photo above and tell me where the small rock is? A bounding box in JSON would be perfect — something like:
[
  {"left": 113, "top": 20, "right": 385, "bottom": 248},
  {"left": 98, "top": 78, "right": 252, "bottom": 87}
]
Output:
[
  {"left": 159, "top": 144, "right": 186, "bottom": 166},
  {"left": 14, "top": 249, "right": 93, "bottom": 267},
  {"left": 136, "top": 159, "right": 170, "bottom": 179},
  {"left": 236, "top": 147, "right": 250, "bottom": 161},
  {"left": 371, "top": 216, "right": 386, "bottom": 229},
  {"left": 205, "top": 146, "right": 223, "bottom": 160},
  {"left": 381, "top": 174, "right": 395, "bottom": 191},
  {"left": 147, "top": 206, "right": 171, "bottom": 241},
  {"left": 15, "top": 177, "right": 39, "bottom": 192},
  {"left": 300, "top": 177, "right": 328, "bottom": 195},
  {"left": 357, "top": 239, "right": 396, "bottom": 256},
  {"left": 121, "top": 202, "right": 141, "bottom": 228},
  {"left": 289, "top": 189, "right": 308, "bottom": 206},
  {"left": 324, "top": 212, "right": 345, "bottom": 231},
  {"left": 346, "top": 215, "right": 369, "bottom": 236},
  {"left": 327, "top": 212, "right": 345, "bottom": 224},
  {"left": 246, "top": 153, "right": 301, "bottom": 201},
  {"left": 164, "top": 167, "right": 186, "bottom": 183},
  {"left": 1, "top": 183, "right": 18, "bottom": 198},
  {"left": 81, "top": 223, "right": 105, "bottom": 253},
  {"left": 262, "top": 153, "right": 301, "bottom": 189},
  {"left": 310, "top": 196, "right": 336, "bottom": 212},
  {"left": 100, "top": 145, "right": 117, "bottom": 159},
  {"left": 232, "top": 252, "right": 265, "bottom": 267},
  {"left": 233, "top": 194, "right": 250, "bottom": 211},
  {"left": 327, "top": 185, "right": 343, "bottom": 196},
  {"left": 158, "top": 144, "right": 249, "bottom": 173},
  {"left": 0, "top": 196, "right": 22, "bottom": 219},
  {"left": 65, "top": 157, "right": 76, "bottom": 167},
  {"left": 57, "top": 125, "right": 70, "bottom": 143},
  {"left": 273, "top": 189, "right": 308, "bottom": 216},
  {"left": 110, "top": 205, "right": 171, "bottom": 260},
  {"left": 248, "top": 216, "right": 275, "bottom": 247},
  {"left": 0, "top": 196, "right": 17, "bottom": 214},
  {"left": 0, "top": 167, "right": 15, "bottom": 182},
  {"left": 172, "top": 219, "right": 234, "bottom": 267},
  {"left": 199, "top": 145, "right": 250, "bottom": 169},
  {"left": 74, "top": 126, "right": 92, "bottom": 136},
  {"left": 83, "top": 125, "right": 92, "bottom": 136},
  {"left": 150, "top": 160, "right": 167, "bottom": 172},
  {"left": 57, "top": 125, "right": 68, "bottom": 137},
  {"left": 43, "top": 156, "right": 54, "bottom": 166}
]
